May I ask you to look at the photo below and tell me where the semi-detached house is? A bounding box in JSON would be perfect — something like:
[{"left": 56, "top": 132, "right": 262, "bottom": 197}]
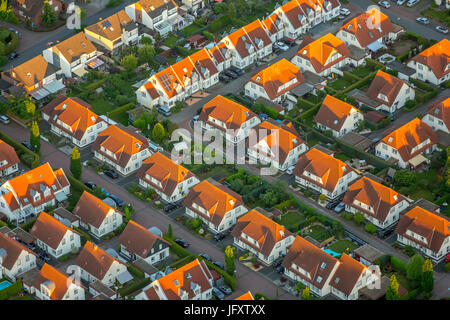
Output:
[
  {"left": 422, "top": 97, "right": 450, "bottom": 134},
  {"left": 0, "top": 139, "right": 20, "bottom": 177},
  {"left": 0, "top": 232, "right": 37, "bottom": 281}
]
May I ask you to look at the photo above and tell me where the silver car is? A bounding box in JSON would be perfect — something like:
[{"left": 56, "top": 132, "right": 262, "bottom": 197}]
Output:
[
  {"left": 436, "top": 26, "right": 449, "bottom": 34},
  {"left": 416, "top": 17, "right": 430, "bottom": 25}
]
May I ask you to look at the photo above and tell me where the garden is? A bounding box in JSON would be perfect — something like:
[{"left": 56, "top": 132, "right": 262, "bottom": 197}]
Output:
[
  {"left": 0, "top": 27, "right": 18, "bottom": 66},
  {"left": 327, "top": 239, "right": 359, "bottom": 254}
]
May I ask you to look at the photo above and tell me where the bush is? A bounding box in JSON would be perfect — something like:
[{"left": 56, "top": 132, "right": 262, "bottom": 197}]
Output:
[
  {"left": 202, "top": 31, "right": 214, "bottom": 41},
  {"left": 108, "top": 102, "right": 134, "bottom": 121},
  {"left": 209, "top": 15, "right": 231, "bottom": 33},
  {"left": 365, "top": 223, "right": 377, "bottom": 234},
  {"left": 390, "top": 256, "right": 407, "bottom": 272},
  {"left": 353, "top": 212, "right": 365, "bottom": 226},
  {"left": 444, "top": 263, "right": 450, "bottom": 273},
  {"left": 58, "top": 254, "right": 71, "bottom": 262},
  {"left": 127, "top": 264, "right": 145, "bottom": 279},
  {"left": 400, "top": 287, "right": 422, "bottom": 300},
  {"left": 20, "top": 218, "right": 37, "bottom": 232}
]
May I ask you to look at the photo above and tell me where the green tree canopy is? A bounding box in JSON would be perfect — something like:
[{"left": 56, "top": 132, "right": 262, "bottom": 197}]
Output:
[
  {"left": 386, "top": 275, "right": 399, "bottom": 300},
  {"left": 138, "top": 44, "right": 156, "bottom": 64},
  {"left": 42, "top": 1, "right": 57, "bottom": 26},
  {"left": 420, "top": 259, "right": 434, "bottom": 293},
  {"left": 301, "top": 286, "right": 310, "bottom": 300},
  {"left": 151, "top": 122, "right": 166, "bottom": 144},
  {"left": 406, "top": 254, "right": 425, "bottom": 282},
  {"left": 121, "top": 54, "right": 138, "bottom": 71},
  {"left": 70, "top": 146, "right": 82, "bottom": 179}
]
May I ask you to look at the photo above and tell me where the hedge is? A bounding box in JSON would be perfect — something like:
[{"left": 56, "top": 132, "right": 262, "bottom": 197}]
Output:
[
  {"left": 0, "top": 131, "right": 40, "bottom": 168},
  {"left": 67, "top": 173, "right": 92, "bottom": 193},
  {"left": 400, "top": 287, "right": 422, "bottom": 300},
  {"left": 127, "top": 263, "right": 145, "bottom": 279},
  {"left": 375, "top": 254, "right": 391, "bottom": 267},
  {"left": 20, "top": 218, "right": 37, "bottom": 232},
  {"left": 390, "top": 256, "right": 407, "bottom": 272},
  {"left": 163, "top": 235, "right": 193, "bottom": 259},
  {"left": 341, "top": 72, "right": 377, "bottom": 95},
  {"left": 73, "top": 226, "right": 91, "bottom": 242},
  {"left": 205, "top": 260, "right": 237, "bottom": 291},
  {"left": 118, "top": 278, "right": 151, "bottom": 297},
  {"left": 336, "top": 137, "right": 391, "bottom": 169},
  {"left": 108, "top": 102, "right": 135, "bottom": 121},
  {"left": 254, "top": 292, "right": 272, "bottom": 300},
  {"left": 0, "top": 280, "right": 23, "bottom": 300},
  {"left": 170, "top": 255, "right": 197, "bottom": 269},
  {"left": 298, "top": 102, "right": 321, "bottom": 121},
  {"left": 342, "top": 71, "right": 361, "bottom": 82},
  {"left": 445, "top": 263, "right": 450, "bottom": 273},
  {"left": 209, "top": 15, "right": 231, "bottom": 33}
]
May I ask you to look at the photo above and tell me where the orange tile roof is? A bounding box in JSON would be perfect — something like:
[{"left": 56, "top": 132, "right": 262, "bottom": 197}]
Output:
[
  {"left": 235, "top": 291, "right": 254, "bottom": 300},
  {"left": 262, "top": 12, "right": 282, "bottom": 35},
  {"left": 143, "top": 81, "right": 160, "bottom": 100},
  {"left": 411, "top": 39, "right": 450, "bottom": 80},
  {"left": 188, "top": 48, "right": 219, "bottom": 80},
  {"left": 339, "top": 8, "right": 394, "bottom": 48},
  {"left": 0, "top": 139, "right": 20, "bottom": 172},
  {"left": 134, "top": 0, "right": 178, "bottom": 15},
  {"left": 85, "top": 10, "right": 133, "bottom": 42},
  {"left": 73, "top": 191, "right": 121, "bottom": 229},
  {"left": 2, "top": 162, "right": 69, "bottom": 209},
  {"left": 330, "top": 253, "right": 367, "bottom": 296},
  {"left": 91, "top": 124, "right": 149, "bottom": 169},
  {"left": 279, "top": 0, "right": 306, "bottom": 29},
  {"left": 225, "top": 26, "right": 255, "bottom": 59},
  {"left": 0, "top": 232, "right": 37, "bottom": 270},
  {"left": 243, "top": 19, "right": 272, "bottom": 49},
  {"left": 250, "top": 58, "right": 305, "bottom": 100},
  {"left": 293, "top": 148, "right": 356, "bottom": 192},
  {"left": 51, "top": 32, "right": 97, "bottom": 63},
  {"left": 366, "top": 70, "right": 410, "bottom": 107},
  {"left": 379, "top": 118, "right": 438, "bottom": 163},
  {"left": 183, "top": 180, "right": 244, "bottom": 227},
  {"left": 395, "top": 206, "right": 450, "bottom": 254},
  {"left": 154, "top": 65, "right": 184, "bottom": 98},
  {"left": 208, "top": 42, "right": 229, "bottom": 64},
  {"left": 198, "top": 95, "right": 257, "bottom": 132},
  {"left": 33, "top": 263, "right": 81, "bottom": 300},
  {"left": 30, "top": 211, "right": 80, "bottom": 250},
  {"left": 41, "top": 95, "right": 104, "bottom": 141},
  {"left": 231, "top": 209, "right": 292, "bottom": 257},
  {"left": 425, "top": 97, "right": 450, "bottom": 129},
  {"left": 314, "top": 95, "right": 361, "bottom": 131},
  {"left": 296, "top": 33, "right": 350, "bottom": 73},
  {"left": 137, "top": 152, "right": 195, "bottom": 197}
]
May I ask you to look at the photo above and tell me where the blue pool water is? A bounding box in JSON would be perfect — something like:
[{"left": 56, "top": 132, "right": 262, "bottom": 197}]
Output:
[
  {"left": 0, "top": 280, "right": 12, "bottom": 291},
  {"left": 323, "top": 248, "right": 342, "bottom": 258}
]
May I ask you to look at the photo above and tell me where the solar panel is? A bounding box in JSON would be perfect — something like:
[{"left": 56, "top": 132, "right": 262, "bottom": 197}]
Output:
[
  {"left": 102, "top": 20, "right": 112, "bottom": 29},
  {"left": 159, "top": 74, "right": 173, "bottom": 93}
]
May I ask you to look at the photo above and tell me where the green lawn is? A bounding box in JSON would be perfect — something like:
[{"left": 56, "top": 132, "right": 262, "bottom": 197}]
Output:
[
  {"left": 278, "top": 211, "right": 305, "bottom": 231},
  {"left": 333, "top": 152, "right": 352, "bottom": 162},
  {"left": 180, "top": 23, "right": 205, "bottom": 37},
  {"left": 90, "top": 99, "right": 116, "bottom": 115},
  {"left": 328, "top": 78, "right": 354, "bottom": 91},
  {"left": 352, "top": 67, "right": 373, "bottom": 79},
  {"left": 163, "top": 35, "right": 180, "bottom": 48},
  {"left": 328, "top": 240, "right": 359, "bottom": 254},
  {"left": 396, "top": 168, "right": 440, "bottom": 202},
  {"left": 303, "top": 225, "right": 332, "bottom": 242}
]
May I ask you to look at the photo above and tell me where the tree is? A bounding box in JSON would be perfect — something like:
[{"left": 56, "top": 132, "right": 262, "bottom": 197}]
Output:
[
  {"left": 123, "top": 205, "right": 132, "bottom": 222},
  {"left": 365, "top": 223, "right": 377, "bottom": 234},
  {"left": 353, "top": 212, "right": 365, "bottom": 226},
  {"left": 393, "top": 170, "right": 416, "bottom": 187},
  {"left": 140, "top": 36, "right": 152, "bottom": 45},
  {"left": 230, "top": 178, "right": 244, "bottom": 193},
  {"left": 70, "top": 146, "right": 82, "bottom": 180},
  {"left": 29, "top": 121, "right": 40, "bottom": 153},
  {"left": 151, "top": 122, "right": 166, "bottom": 143},
  {"left": 301, "top": 286, "right": 310, "bottom": 300},
  {"left": 0, "top": 0, "right": 7, "bottom": 12},
  {"left": 25, "top": 100, "right": 35, "bottom": 116},
  {"left": 138, "top": 44, "right": 156, "bottom": 64},
  {"left": 421, "top": 259, "right": 434, "bottom": 293},
  {"left": 168, "top": 223, "right": 173, "bottom": 239},
  {"left": 121, "top": 54, "right": 138, "bottom": 71},
  {"left": 224, "top": 245, "right": 236, "bottom": 276},
  {"left": 386, "top": 275, "right": 399, "bottom": 300},
  {"left": 406, "top": 254, "right": 425, "bottom": 283},
  {"left": 42, "top": 1, "right": 57, "bottom": 26},
  {"left": 319, "top": 194, "right": 327, "bottom": 202}
]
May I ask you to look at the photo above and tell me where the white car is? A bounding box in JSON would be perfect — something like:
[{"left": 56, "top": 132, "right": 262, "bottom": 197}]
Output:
[
  {"left": 275, "top": 42, "right": 289, "bottom": 51},
  {"left": 407, "top": 0, "right": 419, "bottom": 6},
  {"left": 416, "top": 17, "right": 430, "bottom": 25},
  {"left": 436, "top": 26, "right": 449, "bottom": 34},
  {"left": 397, "top": 0, "right": 406, "bottom": 5},
  {"left": 339, "top": 8, "right": 351, "bottom": 16},
  {"left": 378, "top": 1, "right": 391, "bottom": 8}
]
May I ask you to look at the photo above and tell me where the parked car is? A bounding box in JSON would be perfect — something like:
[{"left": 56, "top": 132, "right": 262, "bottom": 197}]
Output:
[
  {"left": 286, "top": 165, "right": 295, "bottom": 175},
  {"left": 326, "top": 201, "right": 339, "bottom": 210},
  {"left": 282, "top": 37, "right": 296, "bottom": 47},
  {"left": 378, "top": 1, "right": 391, "bottom": 8},
  {"left": 84, "top": 181, "right": 97, "bottom": 189},
  {"left": 272, "top": 46, "right": 281, "bottom": 54},
  {"left": 156, "top": 105, "right": 172, "bottom": 117},
  {"left": 229, "top": 66, "right": 244, "bottom": 76},
  {"left": 212, "top": 261, "right": 225, "bottom": 270},
  {"left": 109, "top": 194, "right": 124, "bottom": 207},
  {"left": 213, "top": 233, "right": 227, "bottom": 241},
  {"left": 274, "top": 41, "right": 289, "bottom": 51},
  {"left": 333, "top": 202, "right": 345, "bottom": 213},
  {"left": 0, "top": 115, "right": 10, "bottom": 124},
  {"left": 276, "top": 265, "right": 285, "bottom": 274},
  {"left": 212, "top": 287, "right": 225, "bottom": 300},
  {"left": 40, "top": 252, "right": 51, "bottom": 262},
  {"left": 9, "top": 52, "right": 18, "bottom": 60},
  {"left": 219, "top": 73, "right": 231, "bottom": 83},
  {"left": 199, "top": 253, "right": 211, "bottom": 261},
  {"left": 175, "top": 238, "right": 189, "bottom": 248},
  {"left": 218, "top": 285, "right": 232, "bottom": 296},
  {"left": 258, "top": 113, "right": 269, "bottom": 121},
  {"left": 416, "top": 17, "right": 430, "bottom": 25},
  {"left": 406, "top": 0, "right": 419, "bottom": 6},
  {"left": 396, "top": 0, "right": 406, "bottom": 5},
  {"left": 21, "top": 141, "right": 33, "bottom": 151},
  {"left": 339, "top": 8, "right": 351, "bottom": 16},
  {"left": 224, "top": 70, "right": 238, "bottom": 79},
  {"left": 163, "top": 203, "right": 178, "bottom": 213},
  {"left": 436, "top": 26, "right": 449, "bottom": 34},
  {"left": 104, "top": 169, "right": 119, "bottom": 179}
]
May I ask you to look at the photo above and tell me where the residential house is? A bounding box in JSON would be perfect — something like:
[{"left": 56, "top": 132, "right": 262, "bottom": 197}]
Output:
[
  {"left": 422, "top": 97, "right": 450, "bottom": 134},
  {"left": 10, "top": 0, "right": 63, "bottom": 28},
  {"left": 198, "top": 95, "right": 260, "bottom": 145},
  {"left": 42, "top": 32, "right": 98, "bottom": 78},
  {"left": 23, "top": 263, "right": 85, "bottom": 300},
  {"left": 181, "top": 0, "right": 204, "bottom": 13},
  {"left": 84, "top": 10, "right": 139, "bottom": 53},
  {"left": 0, "top": 139, "right": 20, "bottom": 177},
  {"left": 207, "top": 42, "right": 232, "bottom": 72},
  {"left": 30, "top": 211, "right": 81, "bottom": 259},
  {"left": 407, "top": 38, "right": 450, "bottom": 86},
  {"left": 244, "top": 58, "right": 306, "bottom": 104},
  {"left": 293, "top": 148, "right": 359, "bottom": 200},
  {"left": 262, "top": 12, "right": 285, "bottom": 42},
  {"left": 119, "top": 220, "right": 171, "bottom": 265},
  {"left": 0, "top": 163, "right": 70, "bottom": 224},
  {"left": 0, "top": 232, "right": 37, "bottom": 281},
  {"left": 72, "top": 241, "right": 127, "bottom": 287},
  {"left": 343, "top": 176, "right": 410, "bottom": 230},
  {"left": 336, "top": 8, "right": 403, "bottom": 52},
  {"left": 365, "top": 70, "right": 415, "bottom": 114},
  {"left": 247, "top": 121, "right": 308, "bottom": 171},
  {"left": 41, "top": 95, "right": 108, "bottom": 148},
  {"left": 395, "top": 206, "right": 450, "bottom": 262},
  {"left": 137, "top": 152, "right": 199, "bottom": 203},
  {"left": 183, "top": 180, "right": 248, "bottom": 234},
  {"left": 72, "top": 191, "right": 124, "bottom": 238},
  {"left": 91, "top": 124, "right": 151, "bottom": 175},
  {"left": 231, "top": 209, "right": 295, "bottom": 265},
  {"left": 375, "top": 118, "right": 438, "bottom": 169},
  {"left": 135, "top": 259, "right": 214, "bottom": 300}
]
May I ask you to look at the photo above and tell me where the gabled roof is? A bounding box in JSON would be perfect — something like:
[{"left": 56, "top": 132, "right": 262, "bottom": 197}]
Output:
[
  {"left": 410, "top": 39, "right": 450, "bottom": 80},
  {"left": 314, "top": 95, "right": 361, "bottom": 131},
  {"left": 248, "top": 121, "right": 305, "bottom": 166},
  {"left": 30, "top": 212, "right": 80, "bottom": 250},
  {"left": 366, "top": 70, "right": 410, "bottom": 107},
  {"left": 250, "top": 58, "right": 305, "bottom": 100},
  {"left": 0, "top": 232, "right": 37, "bottom": 270},
  {"left": 85, "top": 10, "right": 134, "bottom": 42},
  {"left": 143, "top": 81, "right": 160, "bottom": 100},
  {"left": 0, "top": 139, "right": 20, "bottom": 172},
  {"left": 188, "top": 49, "right": 219, "bottom": 80},
  {"left": 225, "top": 26, "right": 255, "bottom": 59},
  {"left": 329, "top": 253, "right": 367, "bottom": 296},
  {"left": 133, "top": 0, "right": 178, "bottom": 18},
  {"left": 183, "top": 180, "right": 244, "bottom": 227},
  {"left": 208, "top": 42, "right": 230, "bottom": 64},
  {"left": 295, "top": 33, "right": 350, "bottom": 73},
  {"left": 91, "top": 124, "right": 149, "bottom": 169},
  {"left": 339, "top": 8, "right": 394, "bottom": 48},
  {"left": 282, "top": 235, "right": 339, "bottom": 289},
  {"left": 75, "top": 241, "right": 125, "bottom": 281},
  {"left": 343, "top": 176, "right": 407, "bottom": 223},
  {"left": 41, "top": 95, "right": 104, "bottom": 141},
  {"left": 425, "top": 97, "right": 450, "bottom": 130},
  {"left": 294, "top": 148, "right": 356, "bottom": 192},
  {"left": 137, "top": 152, "right": 195, "bottom": 198},
  {"left": 395, "top": 206, "right": 450, "bottom": 254},
  {"left": 199, "top": 95, "right": 257, "bottom": 132},
  {"left": 235, "top": 291, "right": 254, "bottom": 300},
  {"left": 379, "top": 118, "right": 438, "bottom": 163},
  {"left": 50, "top": 32, "right": 97, "bottom": 63},
  {"left": 279, "top": 0, "right": 306, "bottom": 30},
  {"left": 231, "top": 209, "right": 292, "bottom": 257},
  {"left": 72, "top": 191, "right": 121, "bottom": 229},
  {"left": 242, "top": 19, "right": 272, "bottom": 50},
  {"left": 119, "top": 220, "right": 170, "bottom": 259},
  {"left": 262, "top": 12, "right": 282, "bottom": 36},
  {"left": 33, "top": 263, "right": 80, "bottom": 300}
]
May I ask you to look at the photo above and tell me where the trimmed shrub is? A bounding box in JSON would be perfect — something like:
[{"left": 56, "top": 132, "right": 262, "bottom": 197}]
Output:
[
  {"left": 365, "top": 223, "right": 377, "bottom": 234},
  {"left": 400, "top": 287, "right": 422, "bottom": 300},
  {"left": 127, "top": 263, "right": 145, "bottom": 279},
  {"left": 108, "top": 102, "right": 134, "bottom": 121},
  {"left": 390, "top": 256, "right": 407, "bottom": 272}
]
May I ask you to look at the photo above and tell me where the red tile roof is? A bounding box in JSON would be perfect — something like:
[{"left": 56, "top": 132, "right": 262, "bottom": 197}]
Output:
[
  {"left": 314, "top": 95, "right": 361, "bottom": 131},
  {"left": 425, "top": 97, "right": 450, "bottom": 130},
  {"left": 0, "top": 139, "right": 20, "bottom": 172},
  {"left": 0, "top": 232, "right": 37, "bottom": 270},
  {"left": 329, "top": 253, "right": 367, "bottom": 296},
  {"left": 366, "top": 70, "right": 410, "bottom": 107},
  {"left": 410, "top": 39, "right": 450, "bottom": 80},
  {"left": 33, "top": 263, "right": 82, "bottom": 300}
]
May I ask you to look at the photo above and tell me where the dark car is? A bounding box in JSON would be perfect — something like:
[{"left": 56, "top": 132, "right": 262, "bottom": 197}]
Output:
[
  {"left": 175, "top": 238, "right": 189, "bottom": 248},
  {"left": 199, "top": 253, "right": 211, "bottom": 261},
  {"left": 213, "top": 233, "right": 227, "bottom": 241},
  {"left": 276, "top": 265, "right": 285, "bottom": 274},
  {"left": 27, "top": 242, "right": 37, "bottom": 251},
  {"left": 326, "top": 201, "right": 339, "bottom": 210},
  {"left": 9, "top": 52, "right": 18, "bottom": 60},
  {"left": 219, "top": 73, "right": 231, "bottom": 83},
  {"left": 272, "top": 46, "right": 281, "bottom": 54},
  {"left": 164, "top": 203, "right": 178, "bottom": 213},
  {"left": 212, "top": 287, "right": 225, "bottom": 300},
  {"left": 282, "top": 37, "right": 295, "bottom": 46},
  {"left": 212, "top": 261, "right": 225, "bottom": 270},
  {"left": 109, "top": 194, "right": 124, "bottom": 207},
  {"left": 40, "top": 252, "right": 51, "bottom": 262},
  {"left": 104, "top": 169, "right": 119, "bottom": 179},
  {"left": 218, "top": 285, "right": 232, "bottom": 296},
  {"left": 21, "top": 141, "right": 33, "bottom": 151},
  {"left": 84, "top": 181, "right": 97, "bottom": 189},
  {"left": 224, "top": 70, "right": 238, "bottom": 79},
  {"left": 228, "top": 66, "right": 243, "bottom": 76},
  {"left": 378, "top": 228, "right": 394, "bottom": 239}
]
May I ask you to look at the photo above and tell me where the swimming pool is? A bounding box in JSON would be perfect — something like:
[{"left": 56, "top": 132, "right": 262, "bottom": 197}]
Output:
[
  {"left": 0, "top": 280, "right": 12, "bottom": 291},
  {"left": 322, "top": 248, "right": 342, "bottom": 258}
]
